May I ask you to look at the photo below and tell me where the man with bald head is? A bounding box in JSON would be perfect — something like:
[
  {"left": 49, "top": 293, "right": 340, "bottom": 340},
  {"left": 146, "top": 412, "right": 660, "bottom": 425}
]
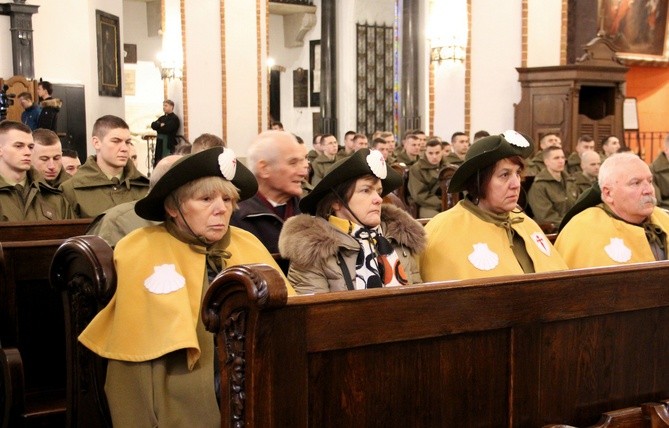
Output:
[
  {"left": 572, "top": 150, "right": 601, "bottom": 198},
  {"left": 555, "top": 152, "right": 669, "bottom": 268},
  {"left": 231, "top": 130, "right": 309, "bottom": 254}
]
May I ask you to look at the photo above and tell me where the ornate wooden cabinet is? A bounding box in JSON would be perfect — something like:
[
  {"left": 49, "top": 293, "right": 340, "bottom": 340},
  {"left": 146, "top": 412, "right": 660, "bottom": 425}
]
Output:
[{"left": 514, "top": 37, "right": 628, "bottom": 153}]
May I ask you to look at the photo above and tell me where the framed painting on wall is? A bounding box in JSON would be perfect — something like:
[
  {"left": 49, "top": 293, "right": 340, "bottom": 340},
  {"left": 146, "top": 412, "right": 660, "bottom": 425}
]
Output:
[
  {"left": 96, "top": 10, "right": 122, "bottom": 97},
  {"left": 600, "top": 0, "right": 669, "bottom": 64}
]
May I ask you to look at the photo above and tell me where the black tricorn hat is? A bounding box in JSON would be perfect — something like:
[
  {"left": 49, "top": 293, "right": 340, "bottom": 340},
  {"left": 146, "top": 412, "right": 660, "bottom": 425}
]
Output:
[
  {"left": 558, "top": 182, "right": 602, "bottom": 232},
  {"left": 299, "top": 148, "right": 403, "bottom": 215},
  {"left": 448, "top": 131, "right": 534, "bottom": 193},
  {"left": 135, "top": 146, "right": 257, "bottom": 221}
]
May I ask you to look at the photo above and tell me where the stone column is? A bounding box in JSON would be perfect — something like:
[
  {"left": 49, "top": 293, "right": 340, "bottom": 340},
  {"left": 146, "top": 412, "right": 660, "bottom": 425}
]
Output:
[
  {"left": 0, "top": 2, "right": 39, "bottom": 78},
  {"left": 320, "top": 0, "right": 337, "bottom": 136},
  {"left": 400, "top": 0, "right": 421, "bottom": 137}
]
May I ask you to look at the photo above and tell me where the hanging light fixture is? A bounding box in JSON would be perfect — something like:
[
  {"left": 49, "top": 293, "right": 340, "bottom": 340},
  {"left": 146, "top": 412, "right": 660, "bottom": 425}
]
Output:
[{"left": 427, "top": 0, "right": 467, "bottom": 65}]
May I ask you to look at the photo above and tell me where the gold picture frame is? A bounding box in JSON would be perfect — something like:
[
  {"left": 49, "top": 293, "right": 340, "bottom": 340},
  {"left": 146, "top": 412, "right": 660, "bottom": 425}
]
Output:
[
  {"left": 96, "top": 10, "right": 122, "bottom": 97},
  {"left": 600, "top": 0, "right": 669, "bottom": 65}
]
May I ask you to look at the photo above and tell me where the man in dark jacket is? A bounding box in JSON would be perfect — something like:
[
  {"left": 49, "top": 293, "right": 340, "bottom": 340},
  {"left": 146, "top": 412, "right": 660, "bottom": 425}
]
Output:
[
  {"left": 36, "top": 81, "right": 62, "bottom": 131},
  {"left": 150, "top": 99, "right": 180, "bottom": 166},
  {"left": 231, "top": 130, "right": 309, "bottom": 255}
]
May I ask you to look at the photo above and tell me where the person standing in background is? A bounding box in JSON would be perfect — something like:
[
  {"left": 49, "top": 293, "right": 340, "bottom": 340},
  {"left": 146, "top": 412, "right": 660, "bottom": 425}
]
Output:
[
  {"left": 17, "top": 92, "right": 41, "bottom": 131},
  {"left": 150, "top": 99, "right": 180, "bottom": 166}
]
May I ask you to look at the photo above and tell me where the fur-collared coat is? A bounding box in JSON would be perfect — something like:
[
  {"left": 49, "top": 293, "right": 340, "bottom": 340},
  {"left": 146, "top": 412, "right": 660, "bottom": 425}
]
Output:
[{"left": 279, "top": 204, "right": 426, "bottom": 294}]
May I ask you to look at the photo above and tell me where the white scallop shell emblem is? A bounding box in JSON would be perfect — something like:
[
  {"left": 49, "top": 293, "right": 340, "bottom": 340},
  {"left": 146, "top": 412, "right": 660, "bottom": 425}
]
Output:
[
  {"left": 366, "top": 149, "right": 387, "bottom": 179},
  {"left": 144, "top": 264, "right": 186, "bottom": 294},
  {"left": 468, "top": 243, "right": 499, "bottom": 271},
  {"left": 604, "top": 237, "right": 632, "bottom": 263},
  {"left": 218, "top": 149, "right": 237, "bottom": 181},
  {"left": 502, "top": 130, "right": 530, "bottom": 148}
]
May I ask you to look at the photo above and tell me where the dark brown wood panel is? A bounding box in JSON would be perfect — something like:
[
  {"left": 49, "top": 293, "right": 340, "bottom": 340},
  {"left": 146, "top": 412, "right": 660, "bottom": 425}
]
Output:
[
  {"left": 202, "top": 261, "right": 669, "bottom": 427},
  {"left": 0, "top": 219, "right": 92, "bottom": 242},
  {"left": 308, "top": 330, "right": 510, "bottom": 427}
]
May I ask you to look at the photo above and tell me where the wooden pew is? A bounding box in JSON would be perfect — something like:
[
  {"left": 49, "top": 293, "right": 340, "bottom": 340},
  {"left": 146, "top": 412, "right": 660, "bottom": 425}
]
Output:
[
  {"left": 438, "top": 163, "right": 460, "bottom": 211},
  {"left": 50, "top": 236, "right": 114, "bottom": 428},
  {"left": 202, "top": 262, "right": 669, "bottom": 427},
  {"left": 0, "top": 239, "right": 70, "bottom": 427},
  {"left": 0, "top": 219, "right": 92, "bottom": 242},
  {"left": 51, "top": 239, "right": 669, "bottom": 427},
  {"left": 544, "top": 401, "right": 669, "bottom": 427},
  {"left": 390, "top": 163, "right": 418, "bottom": 218}
]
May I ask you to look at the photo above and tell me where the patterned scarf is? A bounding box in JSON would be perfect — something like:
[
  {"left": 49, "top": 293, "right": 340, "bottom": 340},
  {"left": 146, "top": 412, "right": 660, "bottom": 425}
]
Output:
[{"left": 330, "top": 216, "right": 408, "bottom": 289}]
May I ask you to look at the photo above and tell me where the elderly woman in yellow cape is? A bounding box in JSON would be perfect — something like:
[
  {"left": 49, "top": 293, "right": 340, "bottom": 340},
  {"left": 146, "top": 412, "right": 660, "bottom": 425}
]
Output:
[
  {"left": 79, "top": 147, "right": 292, "bottom": 427},
  {"left": 420, "top": 131, "right": 568, "bottom": 282}
]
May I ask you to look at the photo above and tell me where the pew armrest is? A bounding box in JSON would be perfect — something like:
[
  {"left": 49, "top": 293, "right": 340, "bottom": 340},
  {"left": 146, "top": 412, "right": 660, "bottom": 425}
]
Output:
[
  {"left": 1, "top": 347, "right": 25, "bottom": 428},
  {"left": 202, "top": 264, "right": 289, "bottom": 426},
  {"left": 50, "top": 235, "right": 115, "bottom": 428},
  {"left": 203, "top": 263, "right": 289, "bottom": 333}
]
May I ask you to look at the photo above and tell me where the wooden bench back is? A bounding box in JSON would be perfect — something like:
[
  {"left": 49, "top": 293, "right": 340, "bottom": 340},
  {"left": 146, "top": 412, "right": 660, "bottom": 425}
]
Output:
[
  {"left": 438, "top": 163, "right": 460, "bottom": 211},
  {"left": 390, "top": 163, "right": 418, "bottom": 218},
  {"left": 203, "top": 262, "right": 669, "bottom": 427},
  {"left": 0, "top": 219, "right": 92, "bottom": 242},
  {"left": 0, "top": 239, "right": 68, "bottom": 426}
]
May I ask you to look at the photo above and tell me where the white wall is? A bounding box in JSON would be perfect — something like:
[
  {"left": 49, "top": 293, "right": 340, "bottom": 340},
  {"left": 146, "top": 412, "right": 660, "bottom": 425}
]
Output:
[
  {"left": 527, "top": 0, "right": 562, "bottom": 66},
  {"left": 469, "top": 0, "right": 523, "bottom": 136},
  {"left": 0, "top": 13, "right": 11, "bottom": 78},
  {"left": 217, "top": 0, "right": 264, "bottom": 156},
  {"left": 184, "top": 0, "right": 224, "bottom": 144},
  {"left": 123, "top": 0, "right": 161, "bottom": 62}
]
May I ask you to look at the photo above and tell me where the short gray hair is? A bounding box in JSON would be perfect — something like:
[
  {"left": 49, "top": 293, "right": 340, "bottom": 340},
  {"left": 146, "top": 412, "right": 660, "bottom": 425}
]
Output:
[
  {"left": 598, "top": 152, "right": 643, "bottom": 190},
  {"left": 246, "top": 130, "right": 298, "bottom": 175}
]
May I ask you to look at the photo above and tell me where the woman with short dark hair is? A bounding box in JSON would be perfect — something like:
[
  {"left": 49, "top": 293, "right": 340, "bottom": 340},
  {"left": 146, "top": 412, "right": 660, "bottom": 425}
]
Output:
[
  {"left": 279, "top": 148, "right": 425, "bottom": 294},
  {"left": 421, "top": 131, "right": 567, "bottom": 281}
]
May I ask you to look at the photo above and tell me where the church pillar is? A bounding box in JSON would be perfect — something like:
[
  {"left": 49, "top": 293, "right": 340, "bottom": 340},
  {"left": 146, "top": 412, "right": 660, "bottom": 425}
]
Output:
[
  {"left": 400, "top": 0, "right": 421, "bottom": 137},
  {"left": 320, "top": 0, "right": 337, "bottom": 136},
  {"left": 0, "top": 2, "right": 39, "bottom": 78}
]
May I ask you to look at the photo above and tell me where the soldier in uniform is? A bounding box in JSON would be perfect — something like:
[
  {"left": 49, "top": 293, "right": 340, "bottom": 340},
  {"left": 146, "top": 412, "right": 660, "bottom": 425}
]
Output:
[
  {"left": 527, "top": 146, "right": 577, "bottom": 228},
  {"left": 408, "top": 138, "right": 445, "bottom": 218},
  {"left": 60, "top": 115, "right": 149, "bottom": 217},
  {"left": 0, "top": 121, "right": 72, "bottom": 221},
  {"left": 32, "top": 128, "right": 70, "bottom": 187}
]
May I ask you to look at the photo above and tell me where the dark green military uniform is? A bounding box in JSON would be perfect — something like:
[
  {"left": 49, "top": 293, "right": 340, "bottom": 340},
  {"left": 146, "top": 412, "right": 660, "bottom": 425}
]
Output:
[
  {"left": 0, "top": 167, "right": 73, "bottom": 221},
  {"left": 566, "top": 151, "right": 582, "bottom": 175},
  {"left": 60, "top": 155, "right": 149, "bottom": 218},
  {"left": 527, "top": 168, "right": 578, "bottom": 225},
  {"left": 408, "top": 157, "right": 445, "bottom": 218},
  {"left": 394, "top": 149, "right": 419, "bottom": 166},
  {"left": 443, "top": 152, "right": 464, "bottom": 166},
  {"left": 45, "top": 167, "right": 71, "bottom": 189},
  {"left": 572, "top": 171, "right": 596, "bottom": 199},
  {"left": 525, "top": 150, "right": 545, "bottom": 177},
  {"left": 651, "top": 152, "right": 669, "bottom": 210},
  {"left": 311, "top": 153, "right": 336, "bottom": 186},
  {"left": 307, "top": 149, "right": 320, "bottom": 163}
]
